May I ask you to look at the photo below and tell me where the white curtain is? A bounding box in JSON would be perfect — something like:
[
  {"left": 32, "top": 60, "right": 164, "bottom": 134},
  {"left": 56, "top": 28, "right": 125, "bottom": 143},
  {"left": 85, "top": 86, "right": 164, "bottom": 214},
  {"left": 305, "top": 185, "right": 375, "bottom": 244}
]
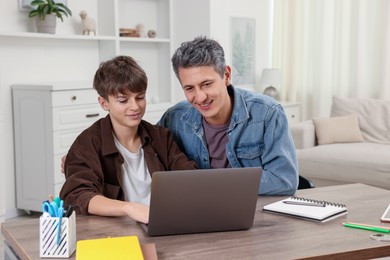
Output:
[{"left": 272, "top": 0, "right": 390, "bottom": 120}]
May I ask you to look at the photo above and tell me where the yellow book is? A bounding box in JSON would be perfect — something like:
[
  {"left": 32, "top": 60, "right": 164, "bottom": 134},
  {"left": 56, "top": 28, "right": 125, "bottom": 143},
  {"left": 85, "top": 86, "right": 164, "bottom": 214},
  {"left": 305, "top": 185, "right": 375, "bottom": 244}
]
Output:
[{"left": 76, "top": 236, "right": 144, "bottom": 260}]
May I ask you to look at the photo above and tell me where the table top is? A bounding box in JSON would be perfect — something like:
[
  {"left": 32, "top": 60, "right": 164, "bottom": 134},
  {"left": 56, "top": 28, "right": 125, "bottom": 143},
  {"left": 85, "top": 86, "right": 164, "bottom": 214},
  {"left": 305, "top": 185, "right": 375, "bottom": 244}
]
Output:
[{"left": 3, "top": 183, "right": 390, "bottom": 260}]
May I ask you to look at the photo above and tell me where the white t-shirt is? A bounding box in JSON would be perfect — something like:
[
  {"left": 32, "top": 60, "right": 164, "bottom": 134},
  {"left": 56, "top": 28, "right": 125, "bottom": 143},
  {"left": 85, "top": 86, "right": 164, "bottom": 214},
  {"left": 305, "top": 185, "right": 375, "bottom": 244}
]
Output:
[{"left": 113, "top": 134, "right": 151, "bottom": 206}]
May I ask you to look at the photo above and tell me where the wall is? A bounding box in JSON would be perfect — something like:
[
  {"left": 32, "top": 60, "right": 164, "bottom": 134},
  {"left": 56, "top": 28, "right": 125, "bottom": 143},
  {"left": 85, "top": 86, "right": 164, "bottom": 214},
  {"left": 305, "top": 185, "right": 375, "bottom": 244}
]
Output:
[
  {"left": 0, "top": 0, "right": 272, "bottom": 220},
  {"left": 209, "top": 0, "right": 273, "bottom": 92},
  {"left": 0, "top": 78, "right": 4, "bottom": 222}
]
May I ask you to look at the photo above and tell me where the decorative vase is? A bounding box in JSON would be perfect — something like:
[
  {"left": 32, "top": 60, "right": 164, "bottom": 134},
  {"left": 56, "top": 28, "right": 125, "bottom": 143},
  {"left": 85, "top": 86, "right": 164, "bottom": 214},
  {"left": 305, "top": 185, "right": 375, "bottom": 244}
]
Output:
[
  {"left": 35, "top": 14, "right": 57, "bottom": 34},
  {"left": 147, "top": 30, "right": 156, "bottom": 38}
]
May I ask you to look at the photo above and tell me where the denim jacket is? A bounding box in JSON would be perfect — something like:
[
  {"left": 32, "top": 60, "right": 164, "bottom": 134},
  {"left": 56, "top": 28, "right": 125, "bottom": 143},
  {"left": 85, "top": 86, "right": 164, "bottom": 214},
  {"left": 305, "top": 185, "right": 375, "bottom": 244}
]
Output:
[{"left": 158, "top": 85, "right": 298, "bottom": 195}]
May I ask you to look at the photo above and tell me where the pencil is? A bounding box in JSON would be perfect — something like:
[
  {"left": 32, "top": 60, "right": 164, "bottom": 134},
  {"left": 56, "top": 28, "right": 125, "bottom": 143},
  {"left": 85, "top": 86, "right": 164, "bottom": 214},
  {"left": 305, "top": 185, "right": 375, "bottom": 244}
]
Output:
[{"left": 342, "top": 222, "right": 390, "bottom": 233}]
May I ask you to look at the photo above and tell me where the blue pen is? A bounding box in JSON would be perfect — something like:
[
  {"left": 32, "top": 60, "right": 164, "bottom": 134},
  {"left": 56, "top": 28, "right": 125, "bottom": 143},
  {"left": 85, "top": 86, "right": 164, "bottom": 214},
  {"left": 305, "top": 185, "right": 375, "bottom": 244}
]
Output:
[{"left": 56, "top": 200, "right": 64, "bottom": 245}]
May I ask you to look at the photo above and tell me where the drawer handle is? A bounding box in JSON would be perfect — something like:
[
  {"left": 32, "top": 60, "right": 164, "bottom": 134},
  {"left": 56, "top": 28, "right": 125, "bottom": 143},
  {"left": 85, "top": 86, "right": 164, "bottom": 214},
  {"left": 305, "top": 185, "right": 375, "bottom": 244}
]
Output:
[
  {"left": 291, "top": 115, "right": 295, "bottom": 118},
  {"left": 71, "top": 96, "right": 77, "bottom": 101},
  {"left": 86, "top": 113, "right": 99, "bottom": 118}
]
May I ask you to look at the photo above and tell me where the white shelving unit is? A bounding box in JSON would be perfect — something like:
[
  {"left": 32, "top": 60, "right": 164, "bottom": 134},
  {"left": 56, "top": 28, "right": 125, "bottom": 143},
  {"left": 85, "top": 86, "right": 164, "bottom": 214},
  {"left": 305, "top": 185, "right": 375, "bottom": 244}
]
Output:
[
  {"left": 5, "top": 0, "right": 174, "bottom": 212},
  {"left": 96, "top": 0, "right": 174, "bottom": 105},
  {"left": 0, "top": 0, "right": 174, "bottom": 114}
]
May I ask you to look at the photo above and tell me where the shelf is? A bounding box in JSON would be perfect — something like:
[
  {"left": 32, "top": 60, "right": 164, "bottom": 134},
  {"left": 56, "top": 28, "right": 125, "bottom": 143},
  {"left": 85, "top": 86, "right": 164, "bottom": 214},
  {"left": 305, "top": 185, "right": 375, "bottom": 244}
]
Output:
[
  {"left": 0, "top": 31, "right": 115, "bottom": 41},
  {"left": 119, "top": 37, "right": 170, "bottom": 43},
  {"left": 0, "top": 31, "right": 170, "bottom": 44}
]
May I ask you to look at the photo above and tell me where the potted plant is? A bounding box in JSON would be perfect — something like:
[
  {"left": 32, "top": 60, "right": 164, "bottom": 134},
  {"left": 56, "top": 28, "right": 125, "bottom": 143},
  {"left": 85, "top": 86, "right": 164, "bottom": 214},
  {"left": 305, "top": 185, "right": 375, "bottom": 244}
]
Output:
[{"left": 28, "top": 0, "right": 72, "bottom": 34}]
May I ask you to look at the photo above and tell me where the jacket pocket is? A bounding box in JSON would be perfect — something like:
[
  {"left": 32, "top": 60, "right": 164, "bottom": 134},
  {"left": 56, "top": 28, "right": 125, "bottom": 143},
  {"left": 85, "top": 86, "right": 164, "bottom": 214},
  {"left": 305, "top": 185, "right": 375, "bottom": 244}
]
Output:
[{"left": 235, "top": 142, "right": 264, "bottom": 166}]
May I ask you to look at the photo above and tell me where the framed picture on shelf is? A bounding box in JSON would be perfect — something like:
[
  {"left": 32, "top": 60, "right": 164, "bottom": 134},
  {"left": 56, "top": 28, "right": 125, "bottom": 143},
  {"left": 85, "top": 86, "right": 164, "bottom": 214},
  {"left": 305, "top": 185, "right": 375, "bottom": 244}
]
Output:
[
  {"left": 18, "top": 0, "right": 67, "bottom": 11},
  {"left": 230, "top": 17, "right": 256, "bottom": 89}
]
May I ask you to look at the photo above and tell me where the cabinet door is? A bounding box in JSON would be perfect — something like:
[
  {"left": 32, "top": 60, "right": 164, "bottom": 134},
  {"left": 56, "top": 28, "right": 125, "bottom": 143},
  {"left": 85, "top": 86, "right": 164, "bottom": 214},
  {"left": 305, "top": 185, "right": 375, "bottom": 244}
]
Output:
[
  {"left": 53, "top": 129, "right": 87, "bottom": 155},
  {"left": 13, "top": 90, "right": 55, "bottom": 212},
  {"left": 284, "top": 105, "right": 301, "bottom": 125},
  {"left": 52, "top": 105, "right": 105, "bottom": 131},
  {"left": 52, "top": 89, "right": 98, "bottom": 106}
]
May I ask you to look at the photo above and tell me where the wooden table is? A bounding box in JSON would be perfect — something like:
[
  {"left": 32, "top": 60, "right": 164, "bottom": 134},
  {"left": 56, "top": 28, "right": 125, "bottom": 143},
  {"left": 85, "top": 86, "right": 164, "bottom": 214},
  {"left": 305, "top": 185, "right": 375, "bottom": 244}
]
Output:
[{"left": 3, "top": 183, "right": 390, "bottom": 259}]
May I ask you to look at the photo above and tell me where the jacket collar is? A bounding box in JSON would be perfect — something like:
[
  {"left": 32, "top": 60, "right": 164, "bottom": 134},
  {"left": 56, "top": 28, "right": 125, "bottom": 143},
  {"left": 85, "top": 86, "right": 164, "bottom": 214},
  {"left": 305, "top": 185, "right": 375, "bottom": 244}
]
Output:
[
  {"left": 101, "top": 115, "right": 151, "bottom": 156},
  {"left": 228, "top": 85, "right": 249, "bottom": 127}
]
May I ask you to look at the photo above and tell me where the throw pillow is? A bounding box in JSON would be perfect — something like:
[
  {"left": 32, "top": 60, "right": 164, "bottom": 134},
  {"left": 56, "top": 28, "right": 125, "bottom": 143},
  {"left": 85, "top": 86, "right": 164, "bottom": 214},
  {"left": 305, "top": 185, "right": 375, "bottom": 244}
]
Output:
[
  {"left": 313, "top": 114, "right": 364, "bottom": 145},
  {"left": 331, "top": 96, "right": 390, "bottom": 144}
]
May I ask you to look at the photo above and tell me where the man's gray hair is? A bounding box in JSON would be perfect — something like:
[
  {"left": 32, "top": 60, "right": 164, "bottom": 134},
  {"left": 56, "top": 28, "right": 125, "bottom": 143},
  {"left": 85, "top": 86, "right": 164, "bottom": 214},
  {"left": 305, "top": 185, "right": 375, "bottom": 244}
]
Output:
[{"left": 171, "top": 36, "right": 226, "bottom": 79}]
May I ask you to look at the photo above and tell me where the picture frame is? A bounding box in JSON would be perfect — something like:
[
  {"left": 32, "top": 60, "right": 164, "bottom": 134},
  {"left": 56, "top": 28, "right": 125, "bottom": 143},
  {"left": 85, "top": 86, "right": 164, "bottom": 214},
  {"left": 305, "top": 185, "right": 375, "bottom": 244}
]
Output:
[
  {"left": 230, "top": 17, "right": 256, "bottom": 89},
  {"left": 18, "top": 0, "right": 67, "bottom": 11}
]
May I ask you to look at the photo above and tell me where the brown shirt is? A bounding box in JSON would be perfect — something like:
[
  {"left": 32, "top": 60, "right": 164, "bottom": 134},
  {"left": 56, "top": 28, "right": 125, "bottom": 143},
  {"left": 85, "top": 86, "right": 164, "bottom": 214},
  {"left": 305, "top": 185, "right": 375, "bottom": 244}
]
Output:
[{"left": 59, "top": 115, "right": 197, "bottom": 214}]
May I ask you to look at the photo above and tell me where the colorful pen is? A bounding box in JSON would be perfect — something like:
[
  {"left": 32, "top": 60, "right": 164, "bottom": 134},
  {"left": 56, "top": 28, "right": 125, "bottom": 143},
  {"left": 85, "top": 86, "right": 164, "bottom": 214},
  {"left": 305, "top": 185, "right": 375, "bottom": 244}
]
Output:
[
  {"left": 64, "top": 205, "right": 73, "bottom": 218},
  {"left": 54, "top": 196, "right": 61, "bottom": 208},
  {"left": 56, "top": 200, "right": 64, "bottom": 245},
  {"left": 342, "top": 222, "right": 390, "bottom": 233}
]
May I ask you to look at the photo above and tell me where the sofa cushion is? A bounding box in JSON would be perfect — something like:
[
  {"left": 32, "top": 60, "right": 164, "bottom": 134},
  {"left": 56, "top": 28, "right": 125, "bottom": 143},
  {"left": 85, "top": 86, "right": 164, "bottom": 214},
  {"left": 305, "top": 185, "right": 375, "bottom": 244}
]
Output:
[
  {"left": 313, "top": 114, "right": 364, "bottom": 145},
  {"left": 331, "top": 96, "right": 390, "bottom": 144},
  {"left": 297, "top": 142, "right": 390, "bottom": 190}
]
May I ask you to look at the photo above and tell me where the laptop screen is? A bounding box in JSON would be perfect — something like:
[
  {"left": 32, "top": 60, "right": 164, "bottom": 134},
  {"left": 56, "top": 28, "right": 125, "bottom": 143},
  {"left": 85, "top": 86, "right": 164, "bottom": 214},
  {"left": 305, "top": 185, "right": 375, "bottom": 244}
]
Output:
[{"left": 142, "top": 167, "right": 262, "bottom": 236}]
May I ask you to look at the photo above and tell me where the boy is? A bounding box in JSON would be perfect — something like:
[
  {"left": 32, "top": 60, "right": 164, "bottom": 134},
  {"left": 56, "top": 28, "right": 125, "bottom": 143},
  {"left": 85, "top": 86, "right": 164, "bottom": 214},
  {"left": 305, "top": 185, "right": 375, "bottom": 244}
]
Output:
[{"left": 60, "top": 56, "right": 197, "bottom": 224}]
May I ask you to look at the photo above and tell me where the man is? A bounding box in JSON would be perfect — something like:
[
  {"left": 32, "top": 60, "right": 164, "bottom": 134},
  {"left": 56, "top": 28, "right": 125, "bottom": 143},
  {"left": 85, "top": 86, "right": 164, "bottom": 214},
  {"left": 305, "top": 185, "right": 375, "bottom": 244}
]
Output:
[{"left": 158, "top": 36, "right": 298, "bottom": 195}]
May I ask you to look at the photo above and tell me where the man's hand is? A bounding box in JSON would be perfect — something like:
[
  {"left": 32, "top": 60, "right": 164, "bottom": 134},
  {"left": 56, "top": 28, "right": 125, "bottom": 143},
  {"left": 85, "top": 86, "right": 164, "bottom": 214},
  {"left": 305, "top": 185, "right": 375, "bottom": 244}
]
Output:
[{"left": 61, "top": 155, "right": 67, "bottom": 173}]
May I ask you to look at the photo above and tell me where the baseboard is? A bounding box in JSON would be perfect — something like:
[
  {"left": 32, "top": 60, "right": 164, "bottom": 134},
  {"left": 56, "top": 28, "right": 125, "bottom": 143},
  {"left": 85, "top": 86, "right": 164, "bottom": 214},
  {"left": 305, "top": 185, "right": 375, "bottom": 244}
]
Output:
[{"left": 5, "top": 208, "right": 27, "bottom": 220}]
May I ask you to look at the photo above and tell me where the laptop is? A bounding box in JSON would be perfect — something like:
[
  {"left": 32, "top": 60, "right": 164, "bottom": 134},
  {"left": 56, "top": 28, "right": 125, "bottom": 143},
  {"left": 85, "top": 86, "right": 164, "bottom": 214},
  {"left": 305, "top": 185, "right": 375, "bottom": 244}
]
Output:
[{"left": 140, "top": 167, "right": 262, "bottom": 236}]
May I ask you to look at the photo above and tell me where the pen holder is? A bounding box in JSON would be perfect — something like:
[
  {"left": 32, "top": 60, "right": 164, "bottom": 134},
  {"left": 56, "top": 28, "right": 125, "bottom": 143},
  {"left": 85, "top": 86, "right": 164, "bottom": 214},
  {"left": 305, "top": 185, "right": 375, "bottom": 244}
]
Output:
[{"left": 39, "top": 211, "right": 77, "bottom": 258}]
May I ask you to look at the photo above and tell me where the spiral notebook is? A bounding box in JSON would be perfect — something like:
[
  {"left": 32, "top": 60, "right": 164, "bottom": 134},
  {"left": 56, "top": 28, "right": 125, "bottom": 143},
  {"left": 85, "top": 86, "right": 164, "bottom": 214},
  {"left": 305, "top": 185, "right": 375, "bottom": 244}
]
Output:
[{"left": 262, "top": 196, "right": 348, "bottom": 222}]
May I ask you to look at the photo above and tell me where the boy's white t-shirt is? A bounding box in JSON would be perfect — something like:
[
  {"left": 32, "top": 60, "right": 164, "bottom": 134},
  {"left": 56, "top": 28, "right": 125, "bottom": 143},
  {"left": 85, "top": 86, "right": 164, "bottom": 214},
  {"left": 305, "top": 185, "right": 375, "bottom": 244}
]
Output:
[{"left": 113, "top": 134, "right": 151, "bottom": 206}]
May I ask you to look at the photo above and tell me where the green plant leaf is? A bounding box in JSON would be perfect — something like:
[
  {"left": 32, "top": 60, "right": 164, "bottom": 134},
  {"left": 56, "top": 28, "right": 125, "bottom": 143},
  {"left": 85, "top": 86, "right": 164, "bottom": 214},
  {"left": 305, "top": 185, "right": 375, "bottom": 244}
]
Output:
[
  {"left": 30, "top": 0, "right": 46, "bottom": 6},
  {"left": 28, "top": 9, "right": 39, "bottom": 17},
  {"left": 55, "top": 12, "right": 63, "bottom": 22},
  {"left": 26, "top": 0, "right": 72, "bottom": 22},
  {"left": 42, "top": 5, "right": 49, "bottom": 14},
  {"left": 56, "top": 3, "right": 72, "bottom": 16},
  {"left": 57, "top": 9, "right": 69, "bottom": 18}
]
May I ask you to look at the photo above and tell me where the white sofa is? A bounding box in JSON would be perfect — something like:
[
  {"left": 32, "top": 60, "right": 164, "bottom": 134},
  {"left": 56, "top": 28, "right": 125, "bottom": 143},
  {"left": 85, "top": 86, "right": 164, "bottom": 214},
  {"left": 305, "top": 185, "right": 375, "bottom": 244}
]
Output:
[{"left": 291, "top": 96, "right": 390, "bottom": 190}]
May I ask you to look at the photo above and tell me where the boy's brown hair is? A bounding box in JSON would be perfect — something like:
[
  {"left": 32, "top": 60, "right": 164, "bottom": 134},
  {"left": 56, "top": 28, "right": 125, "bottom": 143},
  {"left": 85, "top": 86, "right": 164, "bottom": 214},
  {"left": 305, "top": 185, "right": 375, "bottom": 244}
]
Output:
[{"left": 93, "top": 55, "right": 148, "bottom": 99}]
